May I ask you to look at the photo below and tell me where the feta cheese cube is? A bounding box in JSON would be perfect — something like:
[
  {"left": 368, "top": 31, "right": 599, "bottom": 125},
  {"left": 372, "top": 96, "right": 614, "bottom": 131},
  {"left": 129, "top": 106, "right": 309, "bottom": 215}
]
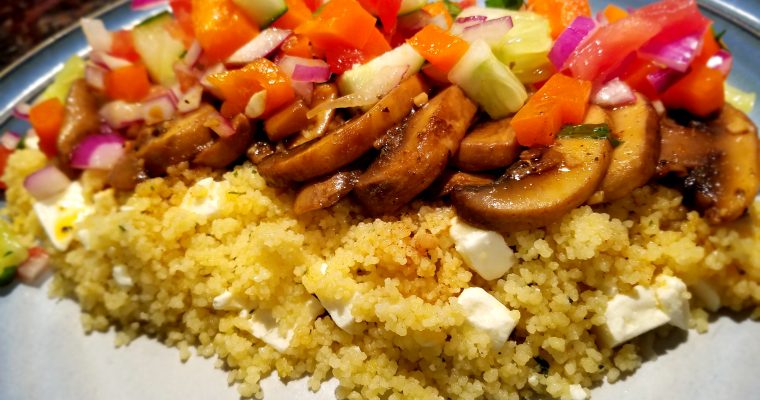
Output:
[
  {"left": 249, "top": 296, "right": 323, "bottom": 352},
  {"left": 690, "top": 280, "right": 721, "bottom": 312},
  {"left": 654, "top": 275, "right": 690, "bottom": 330},
  {"left": 33, "top": 182, "right": 92, "bottom": 251},
  {"left": 457, "top": 287, "right": 519, "bottom": 350},
  {"left": 212, "top": 290, "right": 245, "bottom": 311},
  {"left": 566, "top": 384, "right": 588, "bottom": 400},
  {"left": 450, "top": 218, "right": 515, "bottom": 280},
  {"left": 180, "top": 178, "right": 223, "bottom": 217},
  {"left": 602, "top": 286, "right": 671, "bottom": 347},
  {"left": 111, "top": 265, "right": 134, "bottom": 289},
  {"left": 315, "top": 263, "right": 359, "bottom": 333}
]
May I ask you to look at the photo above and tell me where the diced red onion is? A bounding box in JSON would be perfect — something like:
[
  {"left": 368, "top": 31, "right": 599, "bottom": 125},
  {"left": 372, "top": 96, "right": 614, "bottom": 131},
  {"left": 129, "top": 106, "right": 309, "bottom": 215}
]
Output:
[
  {"left": 0, "top": 131, "right": 21, "bottom": 150},
  {"left": 131, "top": 0, "right": 167, "bottom": 10},
  {"left": 592, "top": 78, "right": 636, "bottom": 106},
  {"left": 646, "top": 67, "right": 684, "bottom": 94},
  {"left": 100, "top": 123, "right": 117, "bottom": 135},
  {"left": 70, "top": 134, "right": 125, "bottom": 170},
  {"left": 17, "top": 247, "right": 50, "bottom": 284},
  {"left": 460, "top": 16, "right": 514, "bottom": 45},
  {"left": 292, "top": 60, "right": 331, "bottom": 83},
  {"left": 200, "top": 63, "right": 227, "bottom": 98},
  {"left": 639, "top": 28, "right": 706, "bottom": 73},
  {"left": 549, "top": 16, "right": 596, "bottom": 70},
  {"left": 278, "top": 56, "right": 314, "bottom": 103},
  {"left": 244, "top": 90, "right": 268, "bottom": 119},
  {"left": 707, "top": 49, "right": 733, "bottom": 77},
  {"left": 183, "top": 40, "right": 203, "bottom": 67},
  {"left": 205, "top": 110, "right": 237, "bottom": 137},
  {"left": 12, "top": 103, "right": 30, "bottom": 121},
  {"left": 85, "top": 64, "right": 107, "bottom": 91},
  {"left": 100, "top": 101, "right": 144, "bottom": 129},
  {"left": 141, "top": 94, "right": 177, "bottom": 125},
  {"left": 177, "top": 85, "right": 204, "bottom": 113},
  {"left": 91, "top": 51, "right": 132, "bottom": 70},
  {"left": 23, "top": 166, "right": 71, "bottom": 200},
  {"left": 455, "top": 15, "right": 488, "bottom": 25},
  {"left": 226, "top": 28, "right": 292, "bottom": 66},
  {"left": 81, "top": 18, "right": 112, "bottom": 53}
]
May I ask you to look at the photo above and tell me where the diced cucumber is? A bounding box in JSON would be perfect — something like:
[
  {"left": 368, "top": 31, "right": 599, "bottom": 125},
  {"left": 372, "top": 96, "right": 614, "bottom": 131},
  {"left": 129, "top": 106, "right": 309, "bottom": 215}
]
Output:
[
  {"left": 131, "top": 11, "right": 186, "bottom": 86},
  {"left": 449, "top": 40, "right": 527, "bottom": 119},
  {"left": 0, "top": 221, "right": 28, "bottom": 273},
  {"left": 399, "top": 0, "right": 428, "bottom": 15},
  {"left": 725, "top": 83, "right": 756, "bottom": 113},
  {"left": 338, "top": 44, "right": 425, "bottom": 100},
  {"left": 233, "top": 0, "right": 288, "bottom": 28},
  {"left": 38, "top": 55, "right": 86, "bottom": 104},
  {"left": 453, "top": 7, "right": 553, "bottom": 84}
]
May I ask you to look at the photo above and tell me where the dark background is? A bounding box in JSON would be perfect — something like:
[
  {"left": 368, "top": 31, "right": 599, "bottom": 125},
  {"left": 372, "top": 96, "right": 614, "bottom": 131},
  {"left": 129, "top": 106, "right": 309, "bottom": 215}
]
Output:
[{"left": 1, "top": 0, "right": 110, "bottom": 70}]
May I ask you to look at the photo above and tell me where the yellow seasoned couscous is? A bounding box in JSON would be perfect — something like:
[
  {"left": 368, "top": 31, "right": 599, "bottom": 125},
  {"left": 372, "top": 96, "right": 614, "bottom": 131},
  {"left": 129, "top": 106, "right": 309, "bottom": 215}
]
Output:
[{"left": 5, "top": 147, "right": 760, "bottom": 399}]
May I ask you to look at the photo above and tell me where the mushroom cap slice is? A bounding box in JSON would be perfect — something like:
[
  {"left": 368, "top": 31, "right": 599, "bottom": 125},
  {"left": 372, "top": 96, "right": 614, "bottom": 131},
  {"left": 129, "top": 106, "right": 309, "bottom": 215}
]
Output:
[
  {"left": 589, "top": 94, "right": 661, "bottom": 204},
  {"left": 452, "top": 136, "right": 612, "bottom": 232},
  {"left": 57, "top": 79, "right": 101, "bottom": 169},
  {"left": 453, "top": 118, "right": 521, "bottom": 172},
  {"left": 194, "top": 114, "right": 252, "bottom": 169},
  {"left": 256, "top": 75, "right": 430, "bottom": 186},
  {"left": 354, "top": 85, "right": 478, "bottom": 215},
  {"left": 292, "top": 170, "right": 360, "bottom": 215}
]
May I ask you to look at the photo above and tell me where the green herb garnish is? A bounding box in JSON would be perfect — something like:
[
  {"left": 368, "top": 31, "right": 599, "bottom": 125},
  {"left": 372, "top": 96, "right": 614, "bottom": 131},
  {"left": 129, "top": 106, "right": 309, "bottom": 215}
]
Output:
[
  {"left": 443, "top": 0, "right": 462, "bottom": 17},
  {"left": 485, "top": 0, "right": 524, "bottom": 10},
  {"left": 558, "top": 123, "right": 622, "bottom": 147}
]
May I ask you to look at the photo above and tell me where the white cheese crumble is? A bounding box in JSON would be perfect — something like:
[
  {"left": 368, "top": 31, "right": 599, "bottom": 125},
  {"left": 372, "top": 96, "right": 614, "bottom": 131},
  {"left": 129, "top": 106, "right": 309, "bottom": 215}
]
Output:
[
  {"left": 112, "top": 265, "right": 134, "bottom": 289},
  {"left": 566, "top": 384, "right": 588, "bottom": 400},
  {"left": 249, "top": 297, "right": 323, "bottom": 352},
  {"left": 690, "top": 280, "right": 721, "bottom": 312},
  {"left": 180, "top": 177, "right": 224, "bottom": 217},
  {"left": 212, "top": 290, "right": 246, "bottom": 311},
  {"left": 315, "top": 263, "right": 359, "bottom": 333},
  {"left": 654, "top": 275, "right": 690, "bottom": 330},
  {"left": 457, "top": 287, "right": 519, "bottom": 350},
  {"left": 32, "top": 182, "right": 92, "bottom": 251},
  {"left": 602, "top": 286, "right": 671, "bottom": 347},
  {"left": 449, "top": 218, "right": 515, "bottom": 280}
]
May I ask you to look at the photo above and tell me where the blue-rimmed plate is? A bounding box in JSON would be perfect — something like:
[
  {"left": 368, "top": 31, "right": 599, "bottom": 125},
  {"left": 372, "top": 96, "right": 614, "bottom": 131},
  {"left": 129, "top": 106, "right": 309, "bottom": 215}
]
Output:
[{"left": 0, "top": 1, "right": 758, "bottom": 399}]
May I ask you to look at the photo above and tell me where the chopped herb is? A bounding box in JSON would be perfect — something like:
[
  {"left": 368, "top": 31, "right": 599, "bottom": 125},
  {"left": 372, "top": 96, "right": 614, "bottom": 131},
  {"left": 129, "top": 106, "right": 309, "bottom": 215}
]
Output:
[
  {"left": 443, "top": 0, "right": 462, "bottom": 17},
  {"left": 16, "top": 139, "right": 25, "bottom": 150},
  {"left": 228, "top": 191, "right": 245, "bottom": 195},
  {"left": 558, "top": 123, "right": 622, "bottom": 147},
  {"left": 119, "top": 225, "right": 127, "bottom": 232},
  {"left": 485, "top": 0, "right": 524, "bottom": 9},
  {"left": 3, "top": 250, "right": 12, "bottom": 257},
  {"left": 533, "top": 356, "right": 550, "bottom": 375},
  {"left": 61, "top": 226, "right": 72, "bottom": 233},
  {"left": 714, "top": 29, "right": 727, "bottom": 49}
]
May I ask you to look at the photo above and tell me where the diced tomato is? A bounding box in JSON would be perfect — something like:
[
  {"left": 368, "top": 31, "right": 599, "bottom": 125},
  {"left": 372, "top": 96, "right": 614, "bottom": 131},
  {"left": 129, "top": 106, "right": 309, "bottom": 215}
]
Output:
[
  {"left": 169, "top": 0, "right": 195, "bottom": 38},
  {"left": 207, "top": 59, "right": 295, "bottom": 119},
  {"left": 323, "top": 27, "right": 390, "bottom": 74},
  {"left": 295, "top": 0, "right": 377, "bottom": 52},
  {"left": 273, "top": 0, "right": 313, "bottom": 30},
  {"left": 512, "top": 73, "right": 592, "bottom": 147},
  {"left": 17, "top": 246, "right": 50, "bottom": 284},
  {"left": 602, "top": 4, "right": 628, "bottom": 23},
  {"left": 191, "top": 0, "right": 259, "bottom": 62},
  {"left": 457, "top": 0, "right": 476, "bottom": 8},
  {"left": 29, "top": 98, "right": 65, "bottom": 158},
  {"left": 110, "top": 30, "right": 140, "bottom": 62},
  {"left": 422, "top": 2, "right": 453, "bottom": 28},
  {"left": 280, "top": 35, "right": 314, "bottom": 58},
  {"left": 303, "top": 0, "right": 323, "bottom": 12},
  {"left": 407, "top": 25, "right": 469, "bottom": 73},
  {"left": 0, "top": 146, "right": 14, "bottom": 189},
  {"left": 661, "top": 62, "right": 725, "bottom": 118},
  {"left": 527, "top": 0, "right": 591, "bottom": 39},
  {"left": 619, "top": 57, "right": 662, "bottom": 100},
  {"left": 358, "top": 0, "right": 402, "bottom": 34},
  {"left": 165, "top": 19, "right": 196, "bottom": 48},
  {"left": 105, "top": 64, "right": 151, "bottom": 102}
]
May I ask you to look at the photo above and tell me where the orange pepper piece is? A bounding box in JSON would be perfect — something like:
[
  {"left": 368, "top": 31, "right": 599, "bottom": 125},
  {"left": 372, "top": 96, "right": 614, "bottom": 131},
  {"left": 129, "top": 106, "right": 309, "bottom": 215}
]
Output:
[
  {"left": 662, "top": 63, "right": 725, "bottom": 118},
  {"left": 295, "top": 0, "right": 377, "bottom": 52},
  {"left": 191, "top": 0, "right": 259, "bottom": 62},
  {"left": 527, "top": 0, "right": 591, "bottom": 39},
  {"left": 602, "top": 4, "right": 628, "bottom": 23},
  {"left": 407, "top": 25, "right": 469, "bottom": 73},
  {"left": 208, "top": 59, "right": 295, "bottom": 119},
  {"left": 422, "top": 2, "right": 454, "bottom": 29},
  {"left": 104, "top": 64, "right": 151, "bottom": 102},
  {"left": 29, "top": 98, "right": 66, "bottom": 158},
  {"left": 281, "top": 35, "right": 314, "bottom": 58},
  {"left": 273, "top": 0, "right": 313, "bottom": 30}
]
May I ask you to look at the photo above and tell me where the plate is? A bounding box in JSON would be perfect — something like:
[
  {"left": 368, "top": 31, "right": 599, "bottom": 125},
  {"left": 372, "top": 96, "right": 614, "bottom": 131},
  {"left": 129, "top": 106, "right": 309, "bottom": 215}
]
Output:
[{"left": 1, "top": 1, "right": 759, "bottom": 399}]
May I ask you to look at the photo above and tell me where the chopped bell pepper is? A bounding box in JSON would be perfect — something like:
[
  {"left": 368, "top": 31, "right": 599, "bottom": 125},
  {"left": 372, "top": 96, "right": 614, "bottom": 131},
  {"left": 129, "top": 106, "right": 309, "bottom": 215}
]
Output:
[
  {"left": 29, "top": 98, "right": 65, "bottom": 158},
  {"left": 358, "top": 0, "right": 402, "bottom": 34},
  {"left": 407, "top": 24, "right": 469, "bottom": 73},
  {"left": 207, "top": 58, "right": 295, "bottom": 119},
  {"left": 280, "top": 35, "right": 314, "bottom": 58},
  {"left": 324, "top": 27, "right": 390, "bottom": 74},
  {"left": 104, "top": 64, "right": 151, "bottom": 102},
  {"left": 662, "top": 62, "right": 725, "bottom": 118},
  {"left": 620, "top": 57, "right": 662, "bottom": 100},
  {"left": 295, "top": 0, "right": 377, "bottom": 52},
  {"left": 511, "top": 73, "right": 592, "bottom": 147},
  {"left": 423, "top": 2, "right": 454, "bottom": 28},
  {"left": 273, "top": 0, "right": 313, "bottom": 30},
  {"left": 602, "top": 4, "right": 628, "bottom": 23},
  {"left": 527, "top": 0, "right": 591, "bottom": 39},
  {"left": 191, "top": 0, "right": 259, "bottom": 62},
  {"left": 169, "top": 0, "right": 195, "bottom": 38},
  {"left": 110, "top": 30, "right": 141, "bottom": 62}
]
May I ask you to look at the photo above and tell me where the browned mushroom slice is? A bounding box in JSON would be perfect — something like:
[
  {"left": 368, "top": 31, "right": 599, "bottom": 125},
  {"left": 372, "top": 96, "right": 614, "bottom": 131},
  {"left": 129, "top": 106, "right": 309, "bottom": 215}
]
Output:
[
  {"left": 194, "top": 114, "right": 252, "bottom": 168},
  {"left": 293, "top": 170, "right": 361, "bottom": 215},
  {"left": 286, "top": 83, "right": 339, "bottom": 148},
  {"left": 263, "top": 100, "right": 310, "bottom": 142},
  {"left": 427, "top": 170, "right": 494, "bottom": 198},
  {"left": 136, "top": 105, "right": 216, "bottom": 176},
  {"left": 354, "top": 85, "right": 478, "bottom": 215},
  {"left": 453, "top": 118, "right": 521, "bottom": 172},
  {"left": 588, "top": 94, "right": 661, "bottom": 204},
  {"left": 57, "top": 79, "right": 101, "bottom": 166},
  {"left": 246, "top": 140, "right": 276, "bottom": 165},
  {"left": 452, "top": 136, "right": 612, "bottom": 232},
  {"left": 108, "top": 151, "right": 147, "bottom": 191},
  {"left": 256, "top": 75, "right": 430, "bottom": 186}
]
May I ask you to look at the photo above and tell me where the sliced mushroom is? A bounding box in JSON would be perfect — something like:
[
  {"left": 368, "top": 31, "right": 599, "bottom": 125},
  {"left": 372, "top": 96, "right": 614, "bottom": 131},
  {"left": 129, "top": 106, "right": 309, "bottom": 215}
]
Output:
[
  {"left": 57, "top": 79, "right": 101, "bottom": 167},
  {"left": 293, "top": 170, "right": 361, "bottom": 215},
  {"left": 452, "top": 136, "right": 612, "bottom": 232},
  {"left": 286, "top": 83, "right": 339, "bottom": 149},
  {"left": 256, "top": 75, "right": 430, "bottom": 186},
  {"left": 453, "top": 118, "right": 521, "bottom": 172},
  {"left": 427, "top": 170, "right": 494, "bottom": 198},
  {"left": 108, "top": 150, "right": 147, "bottom": 191},
  {"left": 263, "top": 100, "right": 310, "bottom": 142},
  {"left": 354, "top": 85, "right": 478, "bottom": 215},
  {"left": 135, "top": 104, "right": 216, "bottom": 176},
  {"left": 194, "top": 114, "right": 252, "bottom": 168},
  {"left": 588, "top": 94, "right": 661, "bottom": 204}
]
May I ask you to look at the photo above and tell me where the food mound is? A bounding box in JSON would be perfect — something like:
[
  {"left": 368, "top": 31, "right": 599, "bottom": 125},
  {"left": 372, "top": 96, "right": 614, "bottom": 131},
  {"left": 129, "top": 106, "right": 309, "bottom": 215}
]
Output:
[{"left": 2, "top": 0, "right": 760, "bottom": 399}]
